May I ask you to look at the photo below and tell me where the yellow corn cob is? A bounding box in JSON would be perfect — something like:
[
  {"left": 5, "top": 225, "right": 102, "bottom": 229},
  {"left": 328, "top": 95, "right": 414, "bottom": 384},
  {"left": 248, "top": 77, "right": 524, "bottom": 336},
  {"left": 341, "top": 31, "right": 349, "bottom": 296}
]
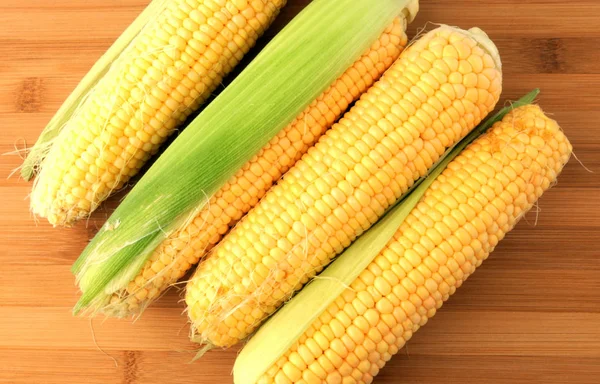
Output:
[
  {"left": 185, "top": 25, "right": 503, "bottom": 348},
  {"left": 248, "top": 105, "right": 572, "bottom": 384},
  {"left": 30, "top": 0, "right": 286, "bottom": 226},
  {"left": 103, "top": 17, "right": 410, "bottom": 317}
]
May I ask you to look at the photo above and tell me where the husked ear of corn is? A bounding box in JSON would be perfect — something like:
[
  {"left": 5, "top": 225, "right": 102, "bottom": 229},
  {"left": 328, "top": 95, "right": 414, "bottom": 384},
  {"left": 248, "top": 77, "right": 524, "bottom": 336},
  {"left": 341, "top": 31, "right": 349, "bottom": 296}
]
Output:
[
  {"left": 234, "top": 99, "right": 573, "bottom": 384},
  {"left": 72, "top": 0, "right": 420, "bottom": 315},
  {"left": 102, "top": 17, "right": 410, "bottom": 317},
  {"left": 27, "top": 0, "right": 287, "bottom": 226},
  {"left": 185, "top": 25, "right": 503, "bottom": 348}
]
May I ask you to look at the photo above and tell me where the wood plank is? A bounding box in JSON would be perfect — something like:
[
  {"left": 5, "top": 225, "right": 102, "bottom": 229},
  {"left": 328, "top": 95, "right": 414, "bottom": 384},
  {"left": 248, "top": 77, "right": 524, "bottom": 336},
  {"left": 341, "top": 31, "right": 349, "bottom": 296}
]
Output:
[
  {"left": 0, "top": 307, "right": 195, "bottom": 351},
  {"left": 408, "top": 0, "right": 600, "bottom": 38},
  {"left": 403, "top": 310, "right": 600, "bottom": 357},
  {"left": 0, "top": 349, "right": 237, "bottom": 384},
  {"left": 2, "top": 350, "right": 597, "bottom": 384},
  {"left": 379, "top": 355, "right": 600, "bottom": 384}
]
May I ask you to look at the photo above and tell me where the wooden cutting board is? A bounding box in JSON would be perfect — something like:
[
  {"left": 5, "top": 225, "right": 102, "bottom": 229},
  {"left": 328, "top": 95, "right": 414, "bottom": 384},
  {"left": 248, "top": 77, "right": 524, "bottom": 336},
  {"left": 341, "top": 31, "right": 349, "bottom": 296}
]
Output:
[{"left": 0, "top": 1, "right": 598, "bottom": 383}]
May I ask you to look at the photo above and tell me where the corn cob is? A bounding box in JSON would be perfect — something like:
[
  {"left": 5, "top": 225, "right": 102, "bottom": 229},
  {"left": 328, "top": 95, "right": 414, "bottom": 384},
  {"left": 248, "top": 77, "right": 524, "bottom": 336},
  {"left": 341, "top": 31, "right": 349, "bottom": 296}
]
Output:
[
  {"left": 103, "top": 17, "right": 410, "bottom": 317},
  {"left": 29, "top": 0, "right": 286, "bottom": 226},
  {"left": 185, "top": 25, "right": 503, "bottom": 348},
  {"left": 236, "top": 104, "right": 572, "bottom": 384}
]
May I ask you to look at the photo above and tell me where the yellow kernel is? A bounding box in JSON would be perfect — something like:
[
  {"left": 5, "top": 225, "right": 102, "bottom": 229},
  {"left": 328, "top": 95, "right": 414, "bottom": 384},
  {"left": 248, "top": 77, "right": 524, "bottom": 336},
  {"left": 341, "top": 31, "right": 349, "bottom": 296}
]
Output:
[
  {"left": 376, "top": 297, "right": 394, "bottom": 314},
  {"left": 281, "top": 362, "right": 302, "bottom": 382},
  {"left": 274, "top": 370, "right": 292, "bottom": 384}
]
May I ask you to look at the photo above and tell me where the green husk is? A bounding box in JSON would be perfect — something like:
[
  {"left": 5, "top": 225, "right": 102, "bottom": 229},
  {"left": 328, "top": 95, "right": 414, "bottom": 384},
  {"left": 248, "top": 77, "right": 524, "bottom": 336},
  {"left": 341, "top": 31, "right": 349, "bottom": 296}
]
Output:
[
  {"left": 72, "top": 0, "right": 420, "bottom": 314},
  {"left": 21, "top": 0, "right": 168, "bottom": 181},
  {"left": 233, "top": 89, "right": 540, "bottom": 384}
]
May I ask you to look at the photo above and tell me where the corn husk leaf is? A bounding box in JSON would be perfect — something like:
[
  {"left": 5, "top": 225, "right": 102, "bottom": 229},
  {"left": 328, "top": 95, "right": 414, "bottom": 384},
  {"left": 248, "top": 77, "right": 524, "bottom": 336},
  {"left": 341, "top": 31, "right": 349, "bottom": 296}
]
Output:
[
  {"left": 233, "top": 89, "right": 541, "bottom": 384},
  {"left": 71, "top": 0, "right": 420, "bottom": 314},
  {"left": 21, "top": 0, "right": 169, "bottom": 180}
]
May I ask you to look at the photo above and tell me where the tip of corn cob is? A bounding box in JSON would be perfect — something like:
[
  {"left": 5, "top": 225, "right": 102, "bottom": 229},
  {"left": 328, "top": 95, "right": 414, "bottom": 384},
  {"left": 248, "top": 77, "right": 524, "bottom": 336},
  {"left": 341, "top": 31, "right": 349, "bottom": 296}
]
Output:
[
  {"left": 466, "top": 26, "right": 502, "bottom": 69},
  {"left": 428, "top": 25, "right": 502, "bottom": 71}
]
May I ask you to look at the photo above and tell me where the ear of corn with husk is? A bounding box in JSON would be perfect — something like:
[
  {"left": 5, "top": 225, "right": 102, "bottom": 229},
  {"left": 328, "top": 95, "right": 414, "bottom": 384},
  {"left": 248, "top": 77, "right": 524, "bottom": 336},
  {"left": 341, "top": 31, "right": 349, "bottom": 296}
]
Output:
[
  {"left": 102, "top": 16, "right": 411, "bottom": 318},
  {"left": 71, "top": 0, "right": 421, "bottom": 316},
  {"left": 234, "top": 90, "right": 573, "bottom": 384},
  {"left": 21, "top": 0, "right": 168, "bottom": 181},
  {"left": 27, "top": 0, "right": 287, "bottom": 226},
  {"left": 185, "top": 24, "right": 503, "bottom": 349}
]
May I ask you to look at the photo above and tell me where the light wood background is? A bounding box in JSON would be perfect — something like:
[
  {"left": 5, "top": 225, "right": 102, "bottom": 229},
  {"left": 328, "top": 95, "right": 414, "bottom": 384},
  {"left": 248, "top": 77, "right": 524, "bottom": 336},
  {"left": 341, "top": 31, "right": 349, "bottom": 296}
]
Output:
[{"left": 1, "top": 0, "right": 599, "bottom": 383}]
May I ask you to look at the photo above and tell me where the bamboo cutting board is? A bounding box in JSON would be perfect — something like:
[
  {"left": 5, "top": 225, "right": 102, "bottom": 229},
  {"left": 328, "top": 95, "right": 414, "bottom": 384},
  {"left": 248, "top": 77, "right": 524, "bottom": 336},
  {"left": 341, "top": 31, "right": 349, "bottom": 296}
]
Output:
[{"left": 0, "top": 1, "right": 599, "bottom": 383}]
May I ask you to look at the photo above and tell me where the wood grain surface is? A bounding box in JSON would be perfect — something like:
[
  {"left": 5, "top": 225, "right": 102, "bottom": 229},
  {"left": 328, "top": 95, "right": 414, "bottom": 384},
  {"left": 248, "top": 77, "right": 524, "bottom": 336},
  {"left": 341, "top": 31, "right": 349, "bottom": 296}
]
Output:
[{"left": 1, "top": 1, "right": 599, "bottom": 383}]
